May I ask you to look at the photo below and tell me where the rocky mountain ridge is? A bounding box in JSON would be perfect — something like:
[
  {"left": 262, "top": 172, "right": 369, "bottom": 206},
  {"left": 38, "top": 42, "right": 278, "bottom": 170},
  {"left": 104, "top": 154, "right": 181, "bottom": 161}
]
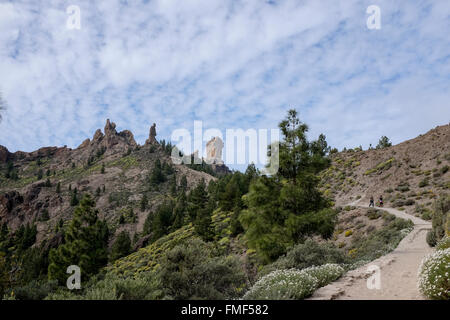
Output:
[
  {"left": 0, "top": 120, "right": 216, "bottom": 247},
  {"left": 321, "top": 123, "right": 450, "bottom": 220}
]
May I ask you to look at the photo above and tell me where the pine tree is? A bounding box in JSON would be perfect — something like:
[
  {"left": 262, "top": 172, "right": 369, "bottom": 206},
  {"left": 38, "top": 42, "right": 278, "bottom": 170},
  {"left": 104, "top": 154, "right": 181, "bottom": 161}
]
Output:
[
  {"left": 5, "top": 161, "right": 13, "bottom": 179},
  {"left": 187, "top": 179, "right": 208, "bottom": 222},
  {"left": 172, "top": 192, "right": 187, "bottom": 230},
  {"left": 101, "top": 163, "right": 105, "bottom": 174},
  {"left": 153, "top": 201, "right": 174, "bottom": 240},
  {"left": 140, "top": 194, "right": 148, "bottom": 211},
  {"left": 194, "top": 197, "right": 214, "bottom": 241},
  {"left": 163, "top": 162, "right": 174, "bottom": 175},
  {"left": 149, "top": 159, "right": 165, "bottom": 185},
  {"left": 376, "top": 136, "right": 392, "bottom": 149},
  {"left": 37, "top": 169, "right": 43, "bottom": 180},
  {"left": 239, "top": 109, "right": 334, "bottom": 263},
  {"left": 110, "top": 230, "right": 131, "bottom": 261},
  {"left": 0, "top": 252, "right": 9, "bottom": 298},
  {"left": 70, "top": 188, "right": 79, "bottom": 206},
  {"left": 45, "top": 178, "right": 52, "bottom": 187},
  {"left": 187, "top": 179, "right": 214, "bottom": 241},
  {"left": 48, "top": 194, "right": 109, "bottom": 284},
  {"left": 170, "top": 175, "right": 177, "bottom": 196},
  {"left": 180, "top": 175, "right": 188, "bottom": 192}
]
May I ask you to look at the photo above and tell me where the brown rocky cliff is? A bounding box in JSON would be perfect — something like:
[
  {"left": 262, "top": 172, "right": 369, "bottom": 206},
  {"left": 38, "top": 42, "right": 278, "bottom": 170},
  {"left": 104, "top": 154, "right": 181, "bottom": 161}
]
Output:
[{"left": 0, "top": 145, "right": 10, "bottom": 163}]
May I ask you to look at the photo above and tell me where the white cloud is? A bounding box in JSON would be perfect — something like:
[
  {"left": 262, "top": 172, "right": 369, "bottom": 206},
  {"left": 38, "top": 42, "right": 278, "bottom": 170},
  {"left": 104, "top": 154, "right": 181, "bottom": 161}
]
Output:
[{"left": 0, "top": 0, "right": 449, "bottom": 169}]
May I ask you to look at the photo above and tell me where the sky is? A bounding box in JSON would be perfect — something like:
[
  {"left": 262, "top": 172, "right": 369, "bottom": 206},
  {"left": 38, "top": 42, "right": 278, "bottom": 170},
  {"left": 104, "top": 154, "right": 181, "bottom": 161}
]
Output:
[{"left": 0, "top": 0, "right": 449, "bottom": 170}]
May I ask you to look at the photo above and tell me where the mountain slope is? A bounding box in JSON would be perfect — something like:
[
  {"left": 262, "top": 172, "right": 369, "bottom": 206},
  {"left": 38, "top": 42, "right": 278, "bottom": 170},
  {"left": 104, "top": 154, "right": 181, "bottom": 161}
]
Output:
[
  {"left": 320, "top": 123, "right": 450, "bottom": 219},
  {"left": 0, "top": 120, "right": 215, "bottom": 246}
]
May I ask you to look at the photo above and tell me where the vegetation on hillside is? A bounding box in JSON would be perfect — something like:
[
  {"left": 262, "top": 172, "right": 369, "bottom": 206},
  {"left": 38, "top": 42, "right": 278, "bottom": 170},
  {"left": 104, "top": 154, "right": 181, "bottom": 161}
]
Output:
[{"left": 1, "top": 109, "right": 444, "bottom": 300}]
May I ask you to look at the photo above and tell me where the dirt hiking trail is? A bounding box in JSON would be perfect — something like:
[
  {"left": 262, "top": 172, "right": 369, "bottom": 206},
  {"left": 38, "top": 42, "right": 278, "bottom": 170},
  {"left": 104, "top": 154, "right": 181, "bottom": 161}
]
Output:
[{"left": 310, "top": 199, "right": 433, "bottom": 300}]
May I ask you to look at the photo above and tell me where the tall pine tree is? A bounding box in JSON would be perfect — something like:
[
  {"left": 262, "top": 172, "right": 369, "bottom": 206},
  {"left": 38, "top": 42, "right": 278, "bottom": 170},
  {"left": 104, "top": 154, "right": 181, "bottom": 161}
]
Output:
[
  {"left": 239, "top": 109, "right": 334, "bottom": 263},
  {"left": 48, "top": 194, "right": 109, "bottom": 284}
]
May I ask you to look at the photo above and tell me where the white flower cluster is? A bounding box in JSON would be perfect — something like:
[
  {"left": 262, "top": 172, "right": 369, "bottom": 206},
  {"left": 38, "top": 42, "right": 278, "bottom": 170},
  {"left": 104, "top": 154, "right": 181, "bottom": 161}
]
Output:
[
  {"left": 243, "top": 264, "right": 345, "bottom": 300},
  {"left": 417, "top": 247, "right": 450, "bottom": 300},
  {"left": 302, "top": 264, "right": 345, "bottom": 287}
]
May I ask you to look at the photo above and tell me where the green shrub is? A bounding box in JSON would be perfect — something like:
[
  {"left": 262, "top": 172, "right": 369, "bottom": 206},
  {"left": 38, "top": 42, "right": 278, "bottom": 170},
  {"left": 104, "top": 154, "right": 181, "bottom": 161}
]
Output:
[
  {"left": 261, "top": 240, "right": 348, "bottom": 276},
  {"left": 392, "top": 200, "right": 405, "bottom": 208},
  {"left": 422, "top": 211, "right": 432, "bottom": 221},
  {"left": 366, "top": 209, "right": 381, "bottom": 220},
  {"left": 436, "top": 236, "right": 450, "bottom": 250},
  {"left": 243, "top": 264, "right": 345, "bottom": 300},
  {"left": 303, "top": 264, "right": 345, "bottom": 287},
  {"left": 396, "top": 185, "right": 410, "bottom": 192},
  {"left": 427, "top": 195, "right": 450, "bottom": 247},
  {"left": 45, "top": 273, "right": 163, "bottom": 300},
  {"left": 158, "top": 239, "right": 246, "bottom": 300},
  {"left": 243, "top": 269, "right": 318, "bottom": 300},
  {"left": 418, "top": 248, "right": 450, "bottom": 300},
  {"left": 5, "top": 280, "right": 58, "bottom": 300},
  {"left": 426, "top": 230, "right": 437, "bottom": 247},
  {"left": 350, "top": 218, "right": 413, "bottom": 263},
  {"left": 110, "top": 231, "right": 132, "bottom": 262},
  {"left": 419, "top": 178, "right": 429, "bottom": 188}
]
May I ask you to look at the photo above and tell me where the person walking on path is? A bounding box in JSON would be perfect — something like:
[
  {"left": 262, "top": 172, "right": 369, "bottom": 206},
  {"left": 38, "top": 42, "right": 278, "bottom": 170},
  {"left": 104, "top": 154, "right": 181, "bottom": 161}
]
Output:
[
  {"left": 379, "top": 195, "right": 384, "bottom": 207},
  {"left": 369, "top": 196, "right": 375, "bottom": 207}
]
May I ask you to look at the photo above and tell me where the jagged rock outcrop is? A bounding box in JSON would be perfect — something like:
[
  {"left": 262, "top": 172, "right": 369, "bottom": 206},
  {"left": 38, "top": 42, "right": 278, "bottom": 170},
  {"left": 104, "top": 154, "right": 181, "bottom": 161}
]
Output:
[
  {"left": 93, "top": 129, "right": 104, "bottom": 142},
  {"left": 0, "top": 118, "right": 221, "bottom": 242},
  {"left": 104, "top": 119, "right": 119, "bottom": 148},
  {"left": 103, "top": 119, "right": 137, "bottom": 149},
  {"left": 76, "top": 119, "right": 137, "bottom": 153},
  {"left": 0, "top": 191, "right": 24, "bottom": 215},
  {"left": 25, "top": 182, "right": 46, "bottom": 203},
  {"left": 0, "top": 145, "right": 10, "bottom": 163},
  {"left": 78, "top": 138, "right": 91, "bottom": 149},
  {"left": 145, "top": 123, "right": 158, "bottom": 145},
  {"left": 206, "top": 137, "right": 224, "bottom": 165},
  {"left": 118, "top": 130, "right": 137, "bottom": 147}
]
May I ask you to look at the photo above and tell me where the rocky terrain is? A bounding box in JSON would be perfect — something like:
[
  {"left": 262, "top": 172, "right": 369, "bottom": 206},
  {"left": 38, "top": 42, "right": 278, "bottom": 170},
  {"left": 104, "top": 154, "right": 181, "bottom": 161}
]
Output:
[
  {"left": 0, "top": 120, "right": 216, "bottom": 247},
  {"left": 320, "top": 123, "right": 450, "bottom": 220},
  {"left": 0, "top": 120, "right": 448, "bottom": 301}
]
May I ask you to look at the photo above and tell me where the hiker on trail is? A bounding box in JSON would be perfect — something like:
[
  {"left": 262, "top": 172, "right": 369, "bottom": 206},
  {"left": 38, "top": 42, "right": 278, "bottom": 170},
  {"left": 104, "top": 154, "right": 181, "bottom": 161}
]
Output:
[
  {"left": 379, "top": 195, "right": 384, "bottom": 207},
  {"left": 369, "top": 196, "right": 375, "bottom": 207}
]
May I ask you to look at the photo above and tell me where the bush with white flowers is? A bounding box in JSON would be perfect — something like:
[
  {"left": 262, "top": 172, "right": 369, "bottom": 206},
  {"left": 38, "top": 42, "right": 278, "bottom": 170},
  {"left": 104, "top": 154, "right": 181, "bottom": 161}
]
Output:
[
  {"left": 243, "top": 264, "right": 345, "bottom": 300},
  {"left": 303, "top": 264, "right": 345, "bottom": 287},
  {"left": 436, "top": 236, "right": 450, "bottom": 251},
  {"left": 418, "top": 248, "right": 450, "bottom": 300}
]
